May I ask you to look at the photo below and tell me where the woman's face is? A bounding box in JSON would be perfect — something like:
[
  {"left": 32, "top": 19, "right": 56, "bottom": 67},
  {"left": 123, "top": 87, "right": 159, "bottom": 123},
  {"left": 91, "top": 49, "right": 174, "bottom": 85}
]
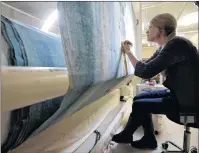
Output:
[{"left": 146, "top": 23, "right": 161, "bottom": 42}]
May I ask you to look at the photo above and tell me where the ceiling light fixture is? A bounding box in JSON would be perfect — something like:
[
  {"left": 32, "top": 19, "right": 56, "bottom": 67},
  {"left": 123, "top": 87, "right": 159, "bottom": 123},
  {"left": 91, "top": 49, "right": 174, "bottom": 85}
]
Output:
[
  {"left": 41, "top": 9, "right": 58, "bottom": 32},
  {"left": 178, "top": 12, "right": 198, "bottom": 27}
]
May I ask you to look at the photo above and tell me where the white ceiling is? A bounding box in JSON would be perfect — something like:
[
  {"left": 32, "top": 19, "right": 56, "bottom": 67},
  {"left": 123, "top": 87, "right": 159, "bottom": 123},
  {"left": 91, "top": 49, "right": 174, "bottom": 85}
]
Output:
[
  {"left": 141, "top": 2, "right": 198, "bottom": 47},
  {"left": 2, "top": 2, "right": 198, "bottom": 47}
]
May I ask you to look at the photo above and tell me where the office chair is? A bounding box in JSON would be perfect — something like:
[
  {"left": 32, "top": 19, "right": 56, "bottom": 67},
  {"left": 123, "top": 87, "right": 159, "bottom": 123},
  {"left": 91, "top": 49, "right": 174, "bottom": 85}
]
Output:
[
  {"left": 161, "top": 112, "right": 198, "bottom": 153},
  {"left": 162, "top": 57, "right": 199, "bottom": 153},
  {"left": 161, "top": 80, "right": 199, "bottom": 153},
  {"left": 161, "top": 36, "right": 199, "bottom": 153}
]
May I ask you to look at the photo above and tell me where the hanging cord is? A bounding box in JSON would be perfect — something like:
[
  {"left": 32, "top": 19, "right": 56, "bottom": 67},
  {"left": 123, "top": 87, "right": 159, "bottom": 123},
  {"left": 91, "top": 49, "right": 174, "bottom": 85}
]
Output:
[{"left": 88, "top": 130, "right": 101, "bottom": 153}]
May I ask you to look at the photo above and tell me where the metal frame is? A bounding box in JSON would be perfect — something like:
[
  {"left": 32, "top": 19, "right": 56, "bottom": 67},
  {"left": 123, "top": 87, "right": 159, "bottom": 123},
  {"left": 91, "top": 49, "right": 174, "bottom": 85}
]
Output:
[
  {"left": 162, "top": 115, "right": 197, "bottom": 153},
  {"left": 162, "top": 126, "right": 191, "bottom": 153}
]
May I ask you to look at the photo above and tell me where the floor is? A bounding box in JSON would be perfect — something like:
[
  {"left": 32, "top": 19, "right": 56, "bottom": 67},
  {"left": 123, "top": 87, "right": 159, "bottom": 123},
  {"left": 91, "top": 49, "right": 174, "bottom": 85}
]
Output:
[{"left": 107, "top": 117, "right": 198, "bottom": 153}]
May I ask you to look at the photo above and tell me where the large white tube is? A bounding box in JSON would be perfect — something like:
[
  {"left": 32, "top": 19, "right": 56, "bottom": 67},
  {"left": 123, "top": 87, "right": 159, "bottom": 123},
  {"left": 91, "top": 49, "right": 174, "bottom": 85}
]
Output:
[{"left": 1, "top": 66, "right": 69, "bottom": 112}]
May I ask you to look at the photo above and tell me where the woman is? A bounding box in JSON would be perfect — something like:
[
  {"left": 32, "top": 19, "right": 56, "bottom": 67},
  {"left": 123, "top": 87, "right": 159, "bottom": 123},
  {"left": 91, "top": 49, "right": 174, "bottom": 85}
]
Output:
[{"left": 112, "top": 13, "right": 199, "bottom": 149}]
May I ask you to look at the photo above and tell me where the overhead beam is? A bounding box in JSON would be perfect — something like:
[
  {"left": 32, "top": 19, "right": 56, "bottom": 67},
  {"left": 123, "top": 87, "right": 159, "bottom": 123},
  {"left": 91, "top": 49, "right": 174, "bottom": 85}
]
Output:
[
  {"left": 176, "top": 2, "right": 188, "bottom": 21},
  {"left": 1, "top": 2, "right": 60, "bottom": 34},
  {"left": 142, "top": 2, "right": 172, "bottom": 9},
  {"left": 1, "top": 2, "right": 42, "bottom": 22}
]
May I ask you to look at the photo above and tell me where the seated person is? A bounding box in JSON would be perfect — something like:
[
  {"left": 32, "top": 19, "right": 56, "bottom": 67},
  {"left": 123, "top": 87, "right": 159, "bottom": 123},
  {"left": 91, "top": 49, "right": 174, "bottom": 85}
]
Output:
[{"left": 112, "top": 13, "right": 199, "bottom": 149}]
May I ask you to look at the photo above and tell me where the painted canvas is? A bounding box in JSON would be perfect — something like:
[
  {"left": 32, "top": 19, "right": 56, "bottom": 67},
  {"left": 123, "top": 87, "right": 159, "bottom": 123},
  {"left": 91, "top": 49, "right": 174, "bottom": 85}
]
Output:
[{"left": 31, "top": 1, "right": 138, "bottom": 136}]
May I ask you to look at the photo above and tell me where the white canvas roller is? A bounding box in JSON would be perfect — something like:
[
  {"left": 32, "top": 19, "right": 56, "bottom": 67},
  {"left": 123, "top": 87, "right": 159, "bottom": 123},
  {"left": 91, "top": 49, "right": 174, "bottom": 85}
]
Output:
[{"left": 2, "top": 66, "right": 69, "bottom": 112}]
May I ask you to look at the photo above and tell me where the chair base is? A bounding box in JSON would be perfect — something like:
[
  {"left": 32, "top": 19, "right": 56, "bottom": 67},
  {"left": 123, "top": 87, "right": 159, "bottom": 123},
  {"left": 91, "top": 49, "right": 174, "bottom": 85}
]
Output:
[
  {"left": 161, "top": 141, "right": 197, "bottom": 153},
  {"left": 161, "top": 126, "right": 198, "bottom": 153},
  {"left": 162, "top": 141, "right": 183, "bottom": 152}
]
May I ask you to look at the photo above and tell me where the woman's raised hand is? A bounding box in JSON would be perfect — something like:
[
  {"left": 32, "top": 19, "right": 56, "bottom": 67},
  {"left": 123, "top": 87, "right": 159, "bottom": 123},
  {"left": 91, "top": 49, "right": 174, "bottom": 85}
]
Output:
[{"left": 121, "top": 40, "right": 133, "bottom": 54}]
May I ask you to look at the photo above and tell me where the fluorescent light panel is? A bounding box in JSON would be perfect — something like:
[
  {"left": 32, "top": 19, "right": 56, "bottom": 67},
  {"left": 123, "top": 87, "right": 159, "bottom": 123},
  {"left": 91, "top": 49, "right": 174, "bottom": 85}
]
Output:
[
  {"left": 178, "top": 12, "right": 198, "bottom": 27},
  {"left": 41, "top": 9, "right": 58, "bottom": 32}
]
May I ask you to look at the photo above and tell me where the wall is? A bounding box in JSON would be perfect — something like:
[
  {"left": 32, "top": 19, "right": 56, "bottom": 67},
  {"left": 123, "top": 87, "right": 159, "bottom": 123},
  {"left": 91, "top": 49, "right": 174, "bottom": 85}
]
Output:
[
  {"left": 142, "top": 46, "right": 156, "bottom": 59},
  {"left": 142, "top": 33, "right": 199, "bottom": 60},
  {"left": 191, "top": 33, "right": 198, "bottom": 49}
]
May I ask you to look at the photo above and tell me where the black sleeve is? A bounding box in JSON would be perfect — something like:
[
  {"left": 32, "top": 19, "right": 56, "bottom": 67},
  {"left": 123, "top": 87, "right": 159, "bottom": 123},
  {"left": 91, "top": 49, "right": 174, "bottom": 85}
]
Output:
[{"left": 134, "top": 40, "right": 187, "bottom": 79}]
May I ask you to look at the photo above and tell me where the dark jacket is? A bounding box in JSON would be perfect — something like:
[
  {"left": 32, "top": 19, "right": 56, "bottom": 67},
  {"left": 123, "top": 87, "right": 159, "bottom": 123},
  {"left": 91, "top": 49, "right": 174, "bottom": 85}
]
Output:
[{"left": 134, "top": 36, "right": 199, "bottom": 121}]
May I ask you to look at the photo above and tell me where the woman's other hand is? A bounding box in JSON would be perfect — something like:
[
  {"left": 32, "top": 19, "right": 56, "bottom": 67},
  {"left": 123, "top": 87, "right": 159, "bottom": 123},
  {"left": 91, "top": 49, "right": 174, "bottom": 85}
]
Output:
[{"left": 121, "top": 40, "right": 133, "bottom": 54}]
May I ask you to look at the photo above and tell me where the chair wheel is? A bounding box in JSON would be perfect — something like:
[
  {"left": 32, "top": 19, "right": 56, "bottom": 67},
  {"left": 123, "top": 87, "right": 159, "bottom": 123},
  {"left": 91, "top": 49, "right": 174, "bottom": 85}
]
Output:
[
  {"left": 162, "top": 142, "right": 168, "bottom": 150},
  {"left": 155, "top": 130, "right": 159, "bottom": 135},
  {"left": 189, "top": 147, "right": 197, "bottom": 153},
  {"left": 190, "top": 150, "right": 197, "bottom": 153}
]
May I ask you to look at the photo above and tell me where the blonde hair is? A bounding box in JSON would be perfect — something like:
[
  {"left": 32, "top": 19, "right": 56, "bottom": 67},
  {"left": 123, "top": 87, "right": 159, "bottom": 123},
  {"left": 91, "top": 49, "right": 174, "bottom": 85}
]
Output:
[{"left": 150, "top": 13, "right": 177, "bottom": 42}]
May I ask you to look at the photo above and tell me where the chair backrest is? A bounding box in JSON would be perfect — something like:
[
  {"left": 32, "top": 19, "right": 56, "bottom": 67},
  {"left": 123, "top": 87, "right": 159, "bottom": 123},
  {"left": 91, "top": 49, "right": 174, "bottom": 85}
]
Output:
[
  {"left": 191, "top": 45, "right": 199, "bottom": 127},
  {"left": 179, "top": 44, "right": 199, "bottom": 128},
  {"left": 196, "top": 50, "right": 199, "bottom": 127},
  {"left": 190, "top": 45, "right": 199, "bottom": 127}
]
